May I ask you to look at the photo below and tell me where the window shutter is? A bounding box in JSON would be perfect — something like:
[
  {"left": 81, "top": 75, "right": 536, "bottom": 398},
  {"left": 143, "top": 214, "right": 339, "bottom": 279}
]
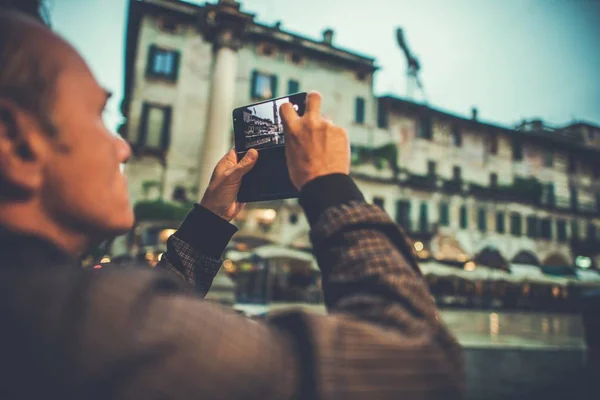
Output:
[
  {"left": 171, "top": 51, "right": 181, "bottom": 81},
  {"left": 460, "top": 205, "right": 468, "bottom": 229},
  {"left": 138, "top": 102, "right": 150, "bottom": 147},
  {"left": 355, "top": 97, "right": 365, "bottom": 124},
  {"left": 161, "top": 106, "right": 172, "bottom": 151},
  {"left": 270, "top": 74, "right": 278, "bottom": 98},
  {"left": 288, "top": 79, "right": 299, "bottom": 94},
  {"left": 419, "top": 202, "right": 428, "bottom": 232},
  {"left": 250, "top": 70, "right": 258, "bottom": 99},
  {"left": 146, "top": 45, "right": 157, "bottom": 77}
]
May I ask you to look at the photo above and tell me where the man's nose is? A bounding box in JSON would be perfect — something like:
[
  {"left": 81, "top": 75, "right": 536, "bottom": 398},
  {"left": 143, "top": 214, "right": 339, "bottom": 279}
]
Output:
[{"left": 115, "top": 135, "right": 131, "bottom": 164}]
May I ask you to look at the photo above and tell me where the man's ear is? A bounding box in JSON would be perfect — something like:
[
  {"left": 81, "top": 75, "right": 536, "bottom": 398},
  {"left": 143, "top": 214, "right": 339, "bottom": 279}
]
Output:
[{"left": 0, "top": 98, "right": 50, "bottom": 197}]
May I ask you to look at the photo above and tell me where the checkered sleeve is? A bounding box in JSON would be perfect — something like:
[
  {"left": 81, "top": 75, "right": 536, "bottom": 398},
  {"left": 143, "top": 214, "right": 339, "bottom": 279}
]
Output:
[
  {"left": 276, "top": 200, "right": 465, "bottom": 398},
  {"left": 155, "top": 204, "right": 237, "bottom": 297},
  {"left": 155, "top": 235, "right": 222, "bottom": 297}
]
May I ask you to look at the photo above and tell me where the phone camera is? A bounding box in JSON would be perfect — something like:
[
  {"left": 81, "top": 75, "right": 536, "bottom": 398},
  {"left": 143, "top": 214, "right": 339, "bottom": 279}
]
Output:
[{"left": 293, "top": 104, "right": 299, "bottom": 111}]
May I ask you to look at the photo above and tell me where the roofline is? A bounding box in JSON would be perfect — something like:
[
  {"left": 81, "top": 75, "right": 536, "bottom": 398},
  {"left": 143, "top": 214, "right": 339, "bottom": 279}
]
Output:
[
  {"left": 378, "top": 95, "right": 600, "bottom": 155},
  {"left": 122, "top": 0, "right": 377, "bottom": 108}
]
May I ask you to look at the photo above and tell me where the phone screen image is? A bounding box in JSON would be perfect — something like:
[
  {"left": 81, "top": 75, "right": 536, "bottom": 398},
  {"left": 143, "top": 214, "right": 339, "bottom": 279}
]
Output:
[{"left": 232, "top": 93, "right": 306, "bottom": 202}]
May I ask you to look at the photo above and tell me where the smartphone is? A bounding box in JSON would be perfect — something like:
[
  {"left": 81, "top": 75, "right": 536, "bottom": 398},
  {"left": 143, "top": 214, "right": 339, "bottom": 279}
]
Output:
[{"left": 233, "top": 92, "right": 307, "bottom": 202}]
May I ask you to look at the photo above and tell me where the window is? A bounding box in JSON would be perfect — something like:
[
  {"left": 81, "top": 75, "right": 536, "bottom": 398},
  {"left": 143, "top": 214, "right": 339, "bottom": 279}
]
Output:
[
  {"left": 439, "top": 202, "right": 450, "bottom": 227},
  {"left": 138, "top": 103, "right": 172, "bottom": 151},
  {"left": 419, "top": 202, "right": 429, "bottom": 232},
  {"left": 287, "top": 79, "right": 299, "bottom": 94},
  {"left": 557, "top": 220, "right": 567, "bottom": 242},
  {"left": 571, "top": 220, "right": 580, "bottom": 240},
  {"left": 146, "top": 45, "right": 180, "bottom": 81},
  {"left": 418, "top": 115, "right": 432, "bottom": 139},
  {"left": 540, "top": 218, "right": 552, "bottom": 240},
  {"left": 490, "top": 173, "right": 498, "bottom": 188},
  {"left": 377, "top": 101, "right": 388, "bottom": 129},
  {"left": 526, "top": 216, "right": 538, "bottom": 238},
  {"left": 157, "top": 17, "right": 178, "bottom": 34},
  {"left": 477, "top": 208, "right": 487, "bottom": 233},
  {"left": 289, "top": 213, "right": 299, "bottom": 224},
  {"left": 395, "top": 200, "right": 411, "bottom": 230},
  {"left": 427, "top": 161, "right": 436, "bottom": 177},
  {"left": 510, "top": 212, "right": 522, "bottom": 236},
  {"left": 355, "top": 97, "right": 365, "bottom": 124},
  {"left": 451, "top": 125, "right": 462, "bottom": 147},
  {"left": 587, "top": 223, "right": 597, "bottom": 241},
  {"left": 488, "top": 133, "right": 498, "bottom": 155},
  {"left": 543, "top": 183, "right": 555, "bottom": 207},
  {"left": 251, "top": 70, "right": 278, "bottom": 100},
  {"left": 290, "top": 53, "right": 302, "bottom": 64},
  {"left": 373, "top": 196, "right": 385, "bottom": 210},
  {"left": 356, "top": 71, "right": 367, "bottom": 81},
  {"left": 570, "top": 186, "right": 578, "bottom": 211},
  {"left": 459, "top": 205, "right": 468, "bottom": 229},
  {"left": 512, "top": 139, "right": 523, "bottom": 161},
  {"left": 453, "top": 166, "right": 462, "bottom": 182},
  {"left": 544, "top": 151, "right": 553, "bottom": 168},
  {"left": 496, "top": 212, "right": 505, "bottom": 234}
]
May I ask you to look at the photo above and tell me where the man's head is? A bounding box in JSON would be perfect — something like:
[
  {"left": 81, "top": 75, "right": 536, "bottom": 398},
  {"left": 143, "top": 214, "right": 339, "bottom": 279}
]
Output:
[{"left": 0, "top": 11, "right": 133, "bottom": 254}]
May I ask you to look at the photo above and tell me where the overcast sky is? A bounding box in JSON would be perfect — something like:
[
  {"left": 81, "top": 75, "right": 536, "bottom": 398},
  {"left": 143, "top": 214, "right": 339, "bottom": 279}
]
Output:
[{"left": 51, "top": 0, "right": 600, "bottom": 131}]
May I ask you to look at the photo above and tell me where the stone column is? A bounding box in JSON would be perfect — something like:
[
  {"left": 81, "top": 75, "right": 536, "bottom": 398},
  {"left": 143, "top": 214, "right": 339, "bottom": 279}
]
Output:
[{"left": 196, "top": 0, "right": 254, "bottom": 201}]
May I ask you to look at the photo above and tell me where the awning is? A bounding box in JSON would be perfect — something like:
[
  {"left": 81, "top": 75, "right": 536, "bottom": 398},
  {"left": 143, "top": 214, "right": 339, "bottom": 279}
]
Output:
[
  {"left": 419, "top": 261, "right": 464, "bottom": 278},
  {"left": 224, "top": 245, "right": 317, "bottom": 269},
  {"left": 576, "top": 269, "right": 600, "bottom": 282},
  {"left": 509, "top": 263, "right": 568, "bottom": 285}
]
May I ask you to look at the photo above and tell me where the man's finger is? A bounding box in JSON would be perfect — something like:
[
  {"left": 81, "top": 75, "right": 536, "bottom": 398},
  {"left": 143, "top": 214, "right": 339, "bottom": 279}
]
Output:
[
  {"left": 305, "top": 91, "right": 322, "bottom": 116},
  {"left": 280, "top": 102, "right": 300, "bottom": 129},
  {"left": 232, "top": 148, "right": 258, "bottom": 176}
]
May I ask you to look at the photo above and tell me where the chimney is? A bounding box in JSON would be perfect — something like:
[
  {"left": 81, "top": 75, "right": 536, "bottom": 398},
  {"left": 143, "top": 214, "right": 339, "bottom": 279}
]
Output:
[
  {"left": 531, "top": 119, "right": 543, "bottom": 131},
  {"left": 471, "top": 107, "right": 478, "bottom": 121},
  {"left": 273, "top": 21, "right": 282, "bottom": 30},
  {"left": 322, "top": 28, "right": 334, "bottom": 45}
]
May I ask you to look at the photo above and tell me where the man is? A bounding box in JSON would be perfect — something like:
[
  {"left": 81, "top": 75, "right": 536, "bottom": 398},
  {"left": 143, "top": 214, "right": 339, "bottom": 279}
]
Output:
[{"left": 0, "top": 9, "right": 464, "bottom": 400}]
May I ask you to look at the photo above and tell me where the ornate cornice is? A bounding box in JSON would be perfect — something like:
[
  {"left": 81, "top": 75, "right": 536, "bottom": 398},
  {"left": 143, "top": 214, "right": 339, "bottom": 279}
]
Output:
[{"left": 198, "top": 0, "right": 255, "bottom": 51}]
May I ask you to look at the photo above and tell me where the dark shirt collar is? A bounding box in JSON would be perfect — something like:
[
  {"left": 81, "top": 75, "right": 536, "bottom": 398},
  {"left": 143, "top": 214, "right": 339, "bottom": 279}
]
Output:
[{"left": 0, "top": 225, "right": 75, "bottom": 269}]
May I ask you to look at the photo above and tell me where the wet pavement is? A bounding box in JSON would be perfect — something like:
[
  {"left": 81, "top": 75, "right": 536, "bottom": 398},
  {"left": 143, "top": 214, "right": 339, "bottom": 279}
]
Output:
[{"left": 241, "top": 303, "right": 586, "bottom": 349}]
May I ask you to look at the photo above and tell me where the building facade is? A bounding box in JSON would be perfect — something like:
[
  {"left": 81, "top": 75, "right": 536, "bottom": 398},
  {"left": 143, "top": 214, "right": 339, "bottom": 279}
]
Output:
[{"left": 121, "top": 0, "right": 600, "bottom": 272}]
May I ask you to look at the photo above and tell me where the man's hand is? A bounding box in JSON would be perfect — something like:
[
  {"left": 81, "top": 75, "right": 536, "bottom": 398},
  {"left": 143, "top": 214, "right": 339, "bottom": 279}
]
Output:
[
  {"left": 280, "top": 91, "right": 350, "bottom": 190},
  {"left": 200, "top": 148, "right": 258, "bottom": 221}
]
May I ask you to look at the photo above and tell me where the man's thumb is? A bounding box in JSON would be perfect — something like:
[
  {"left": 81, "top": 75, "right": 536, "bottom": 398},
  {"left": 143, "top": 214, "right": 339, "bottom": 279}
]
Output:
[{"left": 233, "top": 149, "right": 258, "bottom": 176}]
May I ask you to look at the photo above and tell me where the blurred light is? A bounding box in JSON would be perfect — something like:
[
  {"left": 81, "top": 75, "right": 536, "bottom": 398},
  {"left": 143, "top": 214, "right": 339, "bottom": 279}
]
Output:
[
  {"left": 575, "top": 256, "right": 592, "bottom": 269},
  {"left": 489, "top": 313, "right": 499, "bottom": 337},
  {"left": 100, "top": 256, "right": 111, "bottom": 263},
  {"left": 464, "top": 261, "right": 476, "bottom": 271},
  {"left": 93, "top": 264, "right": 102, "bottom": 269},
  {"left": 256, "top": 208, "right": 277, "bottom": 224},
  {"left": 158, "top": 253, "right": 164, "bottom": 261},
  {"left": 552, "top": 286, "right": 560, "bottom": 298},
  {"left": 414, "top": 241, "right": 424, "bottom": 252},
  {"left": 542, "top": 317, "right": 550, "bottom": 334},
  {"left": 235, "top": 243, "right": 249, "bottom": 251},
  {"left": 457, "top": 254, "right": 468, "bottom": 262},
  {"left": 223, "top": 259, "right": 235, "bottom": 273},
  {"left": 145, "top": 252, "right": 154, "bottom": 261},
  {"left": 159, "top": 229, "right": 177, "bottom": 244}
]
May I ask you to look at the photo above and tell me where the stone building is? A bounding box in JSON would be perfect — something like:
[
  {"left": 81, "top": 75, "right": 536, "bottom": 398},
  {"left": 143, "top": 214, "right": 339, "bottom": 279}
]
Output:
[
  {"left": 120, "top": 0, "right": 600, "bottom": 273},
  {"left": 120, "top": 0, "right": 378, "bottom": 204}
]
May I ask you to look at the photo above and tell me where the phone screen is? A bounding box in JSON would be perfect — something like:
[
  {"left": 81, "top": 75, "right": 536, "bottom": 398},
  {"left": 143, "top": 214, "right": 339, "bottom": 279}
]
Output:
[
  {"left": 232, "top": 93, "right": 306, "bottom": 202},
  {"left": 233, "top": 93, "right": 305, "bottom": 153}
]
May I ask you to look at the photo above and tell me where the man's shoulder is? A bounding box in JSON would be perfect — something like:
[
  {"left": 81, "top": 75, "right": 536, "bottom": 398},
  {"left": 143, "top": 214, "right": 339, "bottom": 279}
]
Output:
[{"left": 0, "top": 263, "right": 190, "bottom": 321}]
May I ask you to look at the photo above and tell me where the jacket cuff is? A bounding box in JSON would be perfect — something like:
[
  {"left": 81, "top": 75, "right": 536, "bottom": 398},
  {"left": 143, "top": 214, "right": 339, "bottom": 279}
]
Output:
[
  {"left": 299, "top": 174, "right": 365, "bottom": 226},
  {"left": 174, "top": 204, "right": 238, "bottom": 259}
]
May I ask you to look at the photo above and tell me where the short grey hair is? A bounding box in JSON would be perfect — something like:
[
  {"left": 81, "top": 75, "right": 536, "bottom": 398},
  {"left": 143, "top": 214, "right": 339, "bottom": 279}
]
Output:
[{"left": 0, "top": 2, "right": 57, "bottom": 135}]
